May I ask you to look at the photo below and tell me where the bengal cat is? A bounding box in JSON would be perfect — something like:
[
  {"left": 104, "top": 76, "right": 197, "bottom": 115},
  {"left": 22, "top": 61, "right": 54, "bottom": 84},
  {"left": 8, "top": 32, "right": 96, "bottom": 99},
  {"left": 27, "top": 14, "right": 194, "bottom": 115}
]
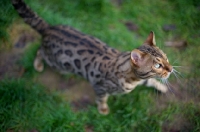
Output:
[{"left": 12, "top": 0, "right": 173, "bottom": 115}]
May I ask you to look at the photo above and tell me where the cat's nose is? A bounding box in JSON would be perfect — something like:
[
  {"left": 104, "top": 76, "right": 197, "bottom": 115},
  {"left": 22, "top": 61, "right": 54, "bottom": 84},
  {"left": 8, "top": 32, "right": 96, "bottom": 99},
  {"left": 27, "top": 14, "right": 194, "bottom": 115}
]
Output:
[{"left": 166, "top": 65, "right": 173, "bottom": 72}]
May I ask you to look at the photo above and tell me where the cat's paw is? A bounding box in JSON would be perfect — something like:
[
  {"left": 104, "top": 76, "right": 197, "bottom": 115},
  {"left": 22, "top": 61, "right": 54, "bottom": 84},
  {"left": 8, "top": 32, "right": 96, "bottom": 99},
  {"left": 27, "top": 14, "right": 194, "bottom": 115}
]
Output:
[
  {"left": 34, "top": 58, "right": 44, "bottom": 72},
  {"left": 98, "top": 103, "right": 109, "bottom": 115},
  {"left": 157, "top": 84, "right": 168, "bottom": 93}
]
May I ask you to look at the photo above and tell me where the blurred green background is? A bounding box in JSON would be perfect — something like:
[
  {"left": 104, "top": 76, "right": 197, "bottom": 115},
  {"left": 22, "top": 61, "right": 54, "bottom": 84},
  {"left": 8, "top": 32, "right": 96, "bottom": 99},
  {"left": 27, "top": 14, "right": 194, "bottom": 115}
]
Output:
[{"left": 0, "top": 0, "right": 200, "bottom": 131}]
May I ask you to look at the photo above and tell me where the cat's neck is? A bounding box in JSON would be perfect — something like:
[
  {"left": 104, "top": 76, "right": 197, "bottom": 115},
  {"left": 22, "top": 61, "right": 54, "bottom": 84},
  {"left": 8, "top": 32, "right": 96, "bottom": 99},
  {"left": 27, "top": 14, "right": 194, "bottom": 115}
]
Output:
[{"left": 114, "top": 52, "right": 141, "bottom": 82}]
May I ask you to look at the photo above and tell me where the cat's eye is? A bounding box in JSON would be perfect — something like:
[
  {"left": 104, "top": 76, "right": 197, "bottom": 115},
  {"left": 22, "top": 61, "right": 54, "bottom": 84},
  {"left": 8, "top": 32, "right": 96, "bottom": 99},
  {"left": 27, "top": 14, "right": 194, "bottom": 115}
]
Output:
[{"left": 154, "top": 63, "right": 162, "bottom": 69}]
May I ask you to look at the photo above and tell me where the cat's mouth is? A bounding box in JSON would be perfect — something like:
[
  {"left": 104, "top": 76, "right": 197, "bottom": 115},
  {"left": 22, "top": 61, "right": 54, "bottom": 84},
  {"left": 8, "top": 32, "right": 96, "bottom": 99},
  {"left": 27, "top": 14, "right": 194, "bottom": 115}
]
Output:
[{"left": 161, "top": 71, "right": 172, "bottom": 79}]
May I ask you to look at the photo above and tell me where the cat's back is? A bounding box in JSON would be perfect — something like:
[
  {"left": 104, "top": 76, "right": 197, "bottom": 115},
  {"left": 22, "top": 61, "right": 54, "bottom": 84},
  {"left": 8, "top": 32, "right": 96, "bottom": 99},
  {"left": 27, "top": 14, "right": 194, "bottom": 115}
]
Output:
[
  {"left": 42, "top": 25, "right": 108, "bottom": 52},
  {"left": 42, "top": 25, "right": 120, "bottom": 59},
  {"left": 40, "top": 25, "right": 120, "bottom": 78}
]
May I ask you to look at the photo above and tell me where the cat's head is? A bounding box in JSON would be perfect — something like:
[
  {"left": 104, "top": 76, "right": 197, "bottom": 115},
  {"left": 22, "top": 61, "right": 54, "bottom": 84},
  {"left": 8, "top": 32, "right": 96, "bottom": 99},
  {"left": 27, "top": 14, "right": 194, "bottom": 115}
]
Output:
[{"left": 131, "top": 31, "right": 172, "bottom": 79}]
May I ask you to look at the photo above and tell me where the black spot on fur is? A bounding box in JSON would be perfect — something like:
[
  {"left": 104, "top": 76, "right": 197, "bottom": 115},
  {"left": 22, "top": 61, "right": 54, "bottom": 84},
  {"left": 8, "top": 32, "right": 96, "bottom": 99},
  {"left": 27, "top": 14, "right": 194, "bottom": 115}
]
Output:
[
  {"left": 105, "top": 72, "right": 108, "bottom": 77},
  {"left": 102, "top": 56, "right": 110, "bottom": 60},
  {"left": 88, "top": 50, "right": 94, "bottom": 54},
  {"left": 32, "top": 20, "right": 42, "bottom": 29},
  {"left": 74, "top": 59, "right": 81, "bottom": 69},
  {"left": 90, "top": 71, "right": 94, "bottom": 77},
  {"left": 96, "top": 52, "right": 103, "bottom": 56},
  {"left": 91, "top": 57, "right": 96, "bottom": 62},
  {"left": 125, "top": 88, "right": 131, "bottom": 90},
  {"left": 112, "top": 49, "right": 117, "bottom": 53},
  {"left": 80, "top": 38, "right": 101, "bottom": 50},
  {"left": 51, "top": 44, "right": 56, "bottom": 48},
  {"left": 65, "top": 50, "right": 73, "bottom": 57},
  {"left": 64, "top": 41, "right": 78, "bottom": 47},
  {"left": 64, "top": 62, "right": 71, "bottom": 69},
  {"left": 13, "top": 2, "right": 26, "bottom": 10},
  {"left": 77, "top": 50, "right": 94, "bottom": 55},
  {"left": 80, "top": 41, "right": 84, "bottom": 45},
  {"left": 50, "top": 27, "right": 80, "bottom": 40},
  {"left": 95, "top": 40, "right": 100, "bottom": 44},
  {"left": 95, "top": 74, "right": 100, "bottom": 78},
  {"left": 103, "top": 46, "right": 107, "bottom": 50},
  {"left": 117, "top": 57, "right": 130, "bottom": 69},
  {"left": 85, "top": 63, "right": 90, "bottom": 71},
  {"left": 85, "top": 63, "right": 90, "bottom": 79},
  {"left": 137, "top": 44, "right": 163, "bottom": 58},
  {"left": 77, "top": 72, "right": 82, "bottom": 76},
  {"left": 83, "top": 58, "right": 87, "bottom": 61},
  {"left": 77, "top": 50, "right": 86, "bottom": 55}
]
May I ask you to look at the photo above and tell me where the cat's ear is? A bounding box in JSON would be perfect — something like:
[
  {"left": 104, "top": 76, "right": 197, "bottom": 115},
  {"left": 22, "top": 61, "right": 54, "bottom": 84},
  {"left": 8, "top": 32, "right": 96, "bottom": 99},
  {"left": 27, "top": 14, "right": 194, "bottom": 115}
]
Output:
[
  {"left": 131, "top": 49, "right": 144, "bottom": 67},
  {"left": 145, "top": 31, "right": 156, "bottom": 46}
]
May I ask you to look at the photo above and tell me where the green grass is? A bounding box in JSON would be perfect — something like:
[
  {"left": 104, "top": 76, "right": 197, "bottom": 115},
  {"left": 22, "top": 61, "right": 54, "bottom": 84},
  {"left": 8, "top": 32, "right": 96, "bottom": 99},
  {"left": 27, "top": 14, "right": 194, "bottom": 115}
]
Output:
[
  {"left": 0, "top": 79, "right": 178, "bottom": 131},
  {"left": 0, "top": 0, "right": 17, "bottom": 48},
  {"left": 1, "top": 0, "right": 200, "bottom": 131},
  {"left": 1, "top": 79, "right": 199, "bottom": 131}
]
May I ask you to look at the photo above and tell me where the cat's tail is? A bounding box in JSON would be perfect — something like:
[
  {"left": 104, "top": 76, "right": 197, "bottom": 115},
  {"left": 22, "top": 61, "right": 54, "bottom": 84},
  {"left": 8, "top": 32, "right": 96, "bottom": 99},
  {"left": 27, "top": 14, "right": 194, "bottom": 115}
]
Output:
[{"left": 11, "top": 0, "right": 49, "bottom": 34}]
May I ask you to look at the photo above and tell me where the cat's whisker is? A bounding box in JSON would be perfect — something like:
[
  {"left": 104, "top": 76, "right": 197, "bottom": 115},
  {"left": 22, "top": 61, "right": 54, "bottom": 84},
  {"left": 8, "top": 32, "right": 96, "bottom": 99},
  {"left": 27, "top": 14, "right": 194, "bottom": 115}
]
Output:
[
  {"left": 154, "top": 80, "right": 160, "bottom": 99},
  {"left": 157, "top": 78, "right": 169, "bottom": 97},
  {"left": 172, "top": 66, "right": 182, "bottom": 68},
  {"left": 172, "top": 59, "right": 179, "bottom": 65},
  {"left": 161, "top": 78, "right": 166, "bottom": 86},
  {"left": 160, "top": 78, "right": 166, "bottom": 85},
  {"left": 164, "top": 79, "right": 176, "bottom": 95},
  {"left": 173, "top": 68, "right": 181, "bottom": 75},
  {"left": 172, "top": 65, "right": 188, "bottom": 69},
  {"left": 160, "top": 78, "right": 163, "bottom": 84},
  {"left": 161, "top": 79, "right": 169, "bottom": 91},
  {"left": 173, "top": 68, "right": 184, "bottom": 79},
  {"left": 172, "top": 70, "right": 183, "bottom": 85},
  {"left": 173, "top": 72, "right": 181, "bottom": 79},
  {"left": 172, "top": 70, "right": 180, "bottom": 78}
]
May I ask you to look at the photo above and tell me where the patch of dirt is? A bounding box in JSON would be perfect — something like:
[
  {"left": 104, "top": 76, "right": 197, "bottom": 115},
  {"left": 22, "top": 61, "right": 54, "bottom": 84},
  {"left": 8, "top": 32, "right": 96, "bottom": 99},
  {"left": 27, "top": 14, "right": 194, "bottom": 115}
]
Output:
[
  {"left": 85, "top": 125, "right": 94, "bottom": 132},
  {"left": 36, "top": 68, "right": 95, "bottom": 104},
  {"left": 0, "top": 21, "right": 38, "bottom": 79},
  {"left": 124, "top": 21, "right": 139, "bottom": 32},
  {"left": 162, "top": 114, "right": 193, "bottom": 132},
  {"left": 71, "top": 95, "right": 94, "bottom": 111},
  {"left": 0, "top": 21, "right": 39, "bottom": 80},
  {"left": 162, "top": 24, "right": 176, "bottom": 32},
  {"left": 0, "top": 52, "right": 24, "bottom": 79}
]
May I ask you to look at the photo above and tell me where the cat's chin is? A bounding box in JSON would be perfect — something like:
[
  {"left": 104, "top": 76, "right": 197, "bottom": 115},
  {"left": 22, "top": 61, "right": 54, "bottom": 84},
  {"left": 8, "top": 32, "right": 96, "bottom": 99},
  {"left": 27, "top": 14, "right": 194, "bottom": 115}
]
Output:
[{"left": 162, "top": 73, "right": 171, "bottom": 80}]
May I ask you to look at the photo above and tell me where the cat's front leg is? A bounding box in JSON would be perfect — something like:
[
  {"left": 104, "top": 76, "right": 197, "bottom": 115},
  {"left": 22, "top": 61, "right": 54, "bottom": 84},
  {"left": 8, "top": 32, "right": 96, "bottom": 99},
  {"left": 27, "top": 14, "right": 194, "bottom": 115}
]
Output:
[
  {"left": 96, "top": 94, "right": 109, "bottom": 115},
  {"left": 143, "top": 78, "right": 168, "bottom": 93},
  {"left": 93, "top": 85, "right": 109, "bottom": 115}
]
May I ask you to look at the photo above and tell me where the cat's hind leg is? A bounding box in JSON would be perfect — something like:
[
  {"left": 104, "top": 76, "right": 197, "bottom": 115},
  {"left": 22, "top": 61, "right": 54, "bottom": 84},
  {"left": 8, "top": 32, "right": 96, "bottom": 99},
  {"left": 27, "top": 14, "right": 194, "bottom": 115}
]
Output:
[
  {"left": 143, "top": 78, "right": 168, "bottom": 93},
  {"left": 34, "top": 49, "right": 44, "bottom": 72}
]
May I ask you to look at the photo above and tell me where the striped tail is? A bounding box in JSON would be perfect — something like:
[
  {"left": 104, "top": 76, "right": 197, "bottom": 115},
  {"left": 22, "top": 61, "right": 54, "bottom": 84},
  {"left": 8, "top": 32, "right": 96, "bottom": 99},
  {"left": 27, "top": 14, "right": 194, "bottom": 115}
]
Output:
[{"left": 11, "top": 0, "right": 49, "bottom": 34}]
